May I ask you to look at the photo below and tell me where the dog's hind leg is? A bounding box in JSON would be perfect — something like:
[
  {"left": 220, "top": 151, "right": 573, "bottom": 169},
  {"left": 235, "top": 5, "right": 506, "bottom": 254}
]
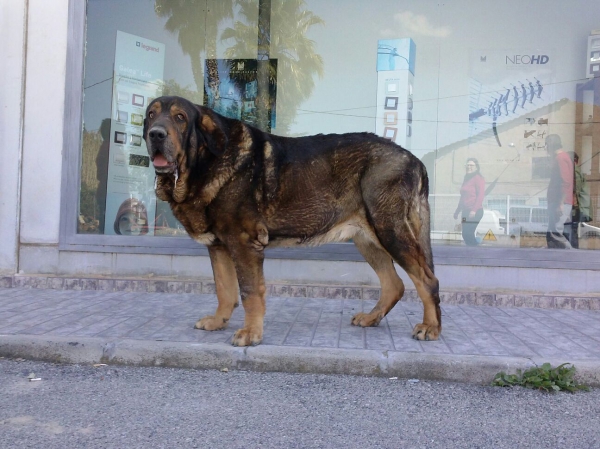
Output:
[
  {"left": 387, "top": 216, "right": 441, "bottom": 341},
  {"left": 351, "top": 232, "right": 405, "bottom": 327},
  {"left": 195, "top": 244, "right": 239, "bottom": 331},
  {"left": 404, "top": 194, "right": 442, "bottom": 341},
  {"left": 365, "top": 189, "right": 441, "bottom": 340},
  {"left": 399, "top": 252, "right": 441, "bottom": 341}
]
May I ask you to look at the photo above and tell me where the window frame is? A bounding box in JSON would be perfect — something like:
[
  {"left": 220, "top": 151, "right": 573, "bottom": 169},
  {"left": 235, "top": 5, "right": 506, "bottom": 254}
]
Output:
[{"left": 59, "top": 0, "right": 600, "bottom": 271}]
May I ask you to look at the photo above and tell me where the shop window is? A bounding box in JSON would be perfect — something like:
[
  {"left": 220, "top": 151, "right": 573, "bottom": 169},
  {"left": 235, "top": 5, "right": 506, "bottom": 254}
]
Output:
[{"left": 76, "top": 0, "right": 600, "bottom": 253}]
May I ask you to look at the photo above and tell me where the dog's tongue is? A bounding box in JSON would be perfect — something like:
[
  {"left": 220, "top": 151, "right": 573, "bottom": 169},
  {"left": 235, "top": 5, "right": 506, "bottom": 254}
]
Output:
[{"left": 153, "top": 154, "right": 169, "bottom": 167}]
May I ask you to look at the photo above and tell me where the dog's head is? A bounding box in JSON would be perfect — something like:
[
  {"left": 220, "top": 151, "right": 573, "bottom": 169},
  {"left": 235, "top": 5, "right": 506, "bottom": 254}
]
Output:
[{"left": 143, "top": 96, "right": 228, "bottom": 175}]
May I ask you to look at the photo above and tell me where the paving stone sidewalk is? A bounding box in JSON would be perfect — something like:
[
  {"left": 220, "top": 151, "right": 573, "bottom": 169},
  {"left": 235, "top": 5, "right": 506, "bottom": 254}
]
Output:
[
  {"left": 2, "top": 286, "right": 600, "bottom": 357},
  {"left": 1, "top": 287, "right": 600, "bottom": 384}
]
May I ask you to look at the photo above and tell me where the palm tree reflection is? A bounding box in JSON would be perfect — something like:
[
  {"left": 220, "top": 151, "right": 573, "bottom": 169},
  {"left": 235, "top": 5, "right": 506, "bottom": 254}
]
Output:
[
  {"left": 155, "top": 0, "right": 324, "bottom": 135},
  {"left": 154, "top": 0, "right": 234, "bottom": 94},
  {"left": 222, "top": 0, "right": 324, "bottom": 134}
]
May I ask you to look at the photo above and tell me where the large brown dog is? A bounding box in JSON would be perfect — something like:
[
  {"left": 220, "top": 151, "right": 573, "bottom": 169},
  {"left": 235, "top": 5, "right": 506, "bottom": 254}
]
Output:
[{"left": 144, "top": 96, "right": 441, "bottom": 346}]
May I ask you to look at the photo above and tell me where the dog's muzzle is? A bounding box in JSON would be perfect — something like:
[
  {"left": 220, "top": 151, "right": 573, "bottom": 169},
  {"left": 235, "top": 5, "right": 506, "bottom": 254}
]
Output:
[{"left": 148, "top": 126, "right": 176, "bottom": 173}]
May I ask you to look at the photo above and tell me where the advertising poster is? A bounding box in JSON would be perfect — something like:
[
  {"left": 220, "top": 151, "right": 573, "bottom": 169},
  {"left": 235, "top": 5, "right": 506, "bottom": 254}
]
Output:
[
  {"left": 468, "top": 49, "right": 555, "bottom": 153},
  {"left": 104, "top": 31, "right": 165, "bottom": 236},
  {"left": 204, "top": 59, "right": 277, "bottom": 132},
  {"left": 375, "top": 38, "right": 416, "bottom": 150}
]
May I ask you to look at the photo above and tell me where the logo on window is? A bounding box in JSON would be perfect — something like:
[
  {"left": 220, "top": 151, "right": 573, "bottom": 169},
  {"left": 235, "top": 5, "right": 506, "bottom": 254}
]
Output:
[
  {"left": 506, "top": 55, "right": 549, "bottom": 65},
  {"left": 135, "top": 41, "right": 160, "bottom": 53}
]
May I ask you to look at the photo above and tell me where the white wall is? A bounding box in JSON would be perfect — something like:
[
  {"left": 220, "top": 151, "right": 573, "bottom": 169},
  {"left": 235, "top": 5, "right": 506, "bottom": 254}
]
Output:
[
  {"left": 19, "top": 0, "right": 69, "bottom": 246},
  {"left": 0, "top": 0, "right": 27, "bottom": 274}
]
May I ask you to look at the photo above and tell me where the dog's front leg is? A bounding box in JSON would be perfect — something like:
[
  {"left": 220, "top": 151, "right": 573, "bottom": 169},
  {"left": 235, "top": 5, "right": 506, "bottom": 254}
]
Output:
[
  {"left": 195, "top": 244, "right": 239, "bottom": 331},
  {"left": 225, "top": 233, "right": 267, "bottom": 347}
]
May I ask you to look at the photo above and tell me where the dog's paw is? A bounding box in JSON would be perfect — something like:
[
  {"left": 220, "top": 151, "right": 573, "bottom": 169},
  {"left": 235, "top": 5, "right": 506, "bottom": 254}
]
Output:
[
  {"left": 249, "top": 224, "right": 269, "bottom": 251},
  {"left": 411, "top": 323, "right": 441, "bottom": 341},
  {"left": 351, "top": 312, "right": 382, "bottom": 327},
  {"left": 194, "top": 315, "right": 228, "bottom": 331},
  {"left": 231, "top": 327, "right": 262, "bottom": 346},
  {"left": 256, "top": 223, "right": 269, "bottom": 246}
]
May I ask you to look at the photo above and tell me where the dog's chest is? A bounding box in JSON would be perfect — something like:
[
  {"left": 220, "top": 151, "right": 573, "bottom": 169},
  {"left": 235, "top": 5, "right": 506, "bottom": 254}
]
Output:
[{"left": 170, "top": 201, "right": 211, "bottom": 239}]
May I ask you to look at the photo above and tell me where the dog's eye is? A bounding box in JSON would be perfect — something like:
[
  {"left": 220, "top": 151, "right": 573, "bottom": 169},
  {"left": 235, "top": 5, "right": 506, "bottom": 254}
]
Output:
[
  {"left": 176, "top": 113, "right": 185, "bottom": 122},
  {"left": 148, "top": 111, "right": 155, "bottom": 119}
]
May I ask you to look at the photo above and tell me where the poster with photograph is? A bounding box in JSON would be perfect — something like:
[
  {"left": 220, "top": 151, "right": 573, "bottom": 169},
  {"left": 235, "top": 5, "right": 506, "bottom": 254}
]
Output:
[
  {"left": 204, "top": 59, "right": 277, "bottom": 132},
  {"left": 104, "top": 31, "right": 165, "bottom": 236}
]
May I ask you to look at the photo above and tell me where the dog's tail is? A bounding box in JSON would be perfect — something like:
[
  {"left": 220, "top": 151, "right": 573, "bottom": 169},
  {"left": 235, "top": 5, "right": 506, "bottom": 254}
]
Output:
[{"left": 416, "top": 163, "right": 435, "bottom": 273}]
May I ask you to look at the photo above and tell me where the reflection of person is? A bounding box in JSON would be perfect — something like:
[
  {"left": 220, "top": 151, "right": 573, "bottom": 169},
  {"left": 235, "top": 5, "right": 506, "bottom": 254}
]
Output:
[
  {"left": 545, "top": 134, "right": 573, "bottom": 249},
  {"left": 95, "top": 118, "right": 112, "bottom": 233},
  {"left": 454, "top": 158, "right": 485, "bottom": 246},
  {"left": 113, "top": 198, "right": 149, "bottom": 236},
  {"left": 568, "top": 152, "right": 591, "bottom": 248}
]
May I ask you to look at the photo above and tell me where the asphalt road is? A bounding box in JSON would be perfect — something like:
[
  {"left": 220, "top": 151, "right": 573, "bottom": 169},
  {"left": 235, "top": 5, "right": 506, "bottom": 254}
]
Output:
[{"left": 1, "top": 358, "right": 598, "bottom": 449}]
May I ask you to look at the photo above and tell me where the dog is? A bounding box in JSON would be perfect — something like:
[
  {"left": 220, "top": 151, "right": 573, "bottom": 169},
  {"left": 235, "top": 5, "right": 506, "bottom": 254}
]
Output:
[{"left": 144, "top": 96, "right": 441, "bottom": 346}]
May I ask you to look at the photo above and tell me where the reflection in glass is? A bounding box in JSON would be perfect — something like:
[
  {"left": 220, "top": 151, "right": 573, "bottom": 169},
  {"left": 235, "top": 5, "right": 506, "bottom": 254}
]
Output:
[
  {"left": 113, "top": 198, "right": 149, "bottom": 236},
  {"left": 154, "top": 0, "right": 234, "bottom": 93},
  {"left": 77, "top": 0, "right": 600, "bottom": 250},
  {"left": 222, "top": 0, "right": 324, "bottom": 134}
]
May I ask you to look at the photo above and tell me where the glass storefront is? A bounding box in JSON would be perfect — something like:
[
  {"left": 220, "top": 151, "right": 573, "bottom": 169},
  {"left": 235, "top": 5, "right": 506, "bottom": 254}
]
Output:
[{"left": 78, "top": 0, "right": 600, "bottom": 251}]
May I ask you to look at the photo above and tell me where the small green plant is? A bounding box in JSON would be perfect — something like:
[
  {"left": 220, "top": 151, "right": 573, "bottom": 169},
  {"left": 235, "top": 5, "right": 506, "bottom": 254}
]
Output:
[{"left": 492, "top": 363, "right": 589, "bottom": 393}]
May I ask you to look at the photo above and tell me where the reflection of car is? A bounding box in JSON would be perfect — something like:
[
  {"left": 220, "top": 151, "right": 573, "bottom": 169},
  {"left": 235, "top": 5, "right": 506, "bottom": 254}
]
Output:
[
  {"left": 476, "top": 210, "right": 504, "bottom": 236},
  {"left": 580, "top": 222, "right": 600, "bottom": 238},
  {"left": 500, "top": 206, "right": 548, "bottom": 235}
]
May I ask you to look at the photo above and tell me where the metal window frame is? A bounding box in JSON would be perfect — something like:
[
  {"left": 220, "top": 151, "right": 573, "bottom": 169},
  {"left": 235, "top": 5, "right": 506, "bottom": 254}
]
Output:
[{"left": 59, "top": 0, "right": 600, "bottom": 271}]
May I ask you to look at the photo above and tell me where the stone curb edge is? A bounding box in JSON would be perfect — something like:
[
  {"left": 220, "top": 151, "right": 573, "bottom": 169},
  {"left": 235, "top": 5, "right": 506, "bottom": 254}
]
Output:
[
  {"left": 2, "top": 275, "right": 600, "bottom": 310},
  {"left": 1, "top": 334, "right": 599, "bottom": 387}
]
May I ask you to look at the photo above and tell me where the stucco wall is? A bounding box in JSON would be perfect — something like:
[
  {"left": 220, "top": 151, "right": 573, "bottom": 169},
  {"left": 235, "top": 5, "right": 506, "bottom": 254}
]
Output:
[
  {"left": 20, "top": 0, "right": 69, "bottom": 246},
  {"left": 0, "top": 0, "right": 27, "bottom": 274}
]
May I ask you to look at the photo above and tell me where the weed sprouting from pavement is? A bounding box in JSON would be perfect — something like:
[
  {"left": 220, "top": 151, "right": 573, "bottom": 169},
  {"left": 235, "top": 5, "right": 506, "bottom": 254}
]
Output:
[{"left": 492, "top": 363, "right": 589, "bottom": 393}]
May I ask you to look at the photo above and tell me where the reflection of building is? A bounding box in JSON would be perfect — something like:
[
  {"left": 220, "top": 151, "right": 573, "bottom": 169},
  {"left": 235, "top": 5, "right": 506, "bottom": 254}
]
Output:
[
  {"left": 427, "top": 99, "right": 573, "bottom": 193},
  {"left": 575, "top": 78, "right": 600, "bottom": 224},
  {"left": 423, "top": 98, "right": 598, "bottom": 245}
]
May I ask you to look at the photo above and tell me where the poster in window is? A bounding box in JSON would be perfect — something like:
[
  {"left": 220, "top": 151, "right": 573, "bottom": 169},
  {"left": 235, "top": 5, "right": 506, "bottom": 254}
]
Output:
[
  {"left": 104, "top": 31, "right": 165, "bottom": 236},
  {"left": 467, "top": 49, "right": 555, "bottom": 177},
  {"left": 204, "top": 59, "right": 277, "bottom": 132}
]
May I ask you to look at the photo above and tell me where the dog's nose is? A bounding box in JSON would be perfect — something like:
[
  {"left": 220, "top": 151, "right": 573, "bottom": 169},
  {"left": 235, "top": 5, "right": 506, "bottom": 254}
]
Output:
[{"left": 148, "top": 127, "right": 167, "bottom": 142}]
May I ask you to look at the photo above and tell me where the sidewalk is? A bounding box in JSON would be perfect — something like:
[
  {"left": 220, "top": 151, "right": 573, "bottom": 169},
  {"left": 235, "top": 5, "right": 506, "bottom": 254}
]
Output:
[{"left": 1, "top": 286, "right": 599, "bottom": 386}]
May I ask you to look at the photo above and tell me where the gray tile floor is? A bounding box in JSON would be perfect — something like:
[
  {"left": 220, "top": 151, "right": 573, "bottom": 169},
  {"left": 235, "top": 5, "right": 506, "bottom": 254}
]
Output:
[{"left": 1, "top": 287, "right": 600, "bottom": 360}]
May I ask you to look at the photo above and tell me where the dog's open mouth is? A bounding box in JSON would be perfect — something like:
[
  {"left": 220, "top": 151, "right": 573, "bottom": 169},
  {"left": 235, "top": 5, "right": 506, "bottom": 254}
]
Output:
[{"left": 152, "top": 153, "right": 176, "bottom": 173}]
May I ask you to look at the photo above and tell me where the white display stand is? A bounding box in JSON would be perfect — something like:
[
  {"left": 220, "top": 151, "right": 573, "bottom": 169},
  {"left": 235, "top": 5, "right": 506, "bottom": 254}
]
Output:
[{"left": 375, "top": 38, "right": 415, "bottom": 150}]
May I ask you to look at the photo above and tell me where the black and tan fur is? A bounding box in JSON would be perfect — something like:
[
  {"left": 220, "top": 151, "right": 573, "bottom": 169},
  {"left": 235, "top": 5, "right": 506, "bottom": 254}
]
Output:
[{"left": 144, "top": 96, "right": 441, "bottom": 346}]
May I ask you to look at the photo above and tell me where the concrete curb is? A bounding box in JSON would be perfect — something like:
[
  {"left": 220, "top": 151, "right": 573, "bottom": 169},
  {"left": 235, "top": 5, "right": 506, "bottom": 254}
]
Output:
[{"left": 2, "top": 334, "right": 599, "bottom": 386}]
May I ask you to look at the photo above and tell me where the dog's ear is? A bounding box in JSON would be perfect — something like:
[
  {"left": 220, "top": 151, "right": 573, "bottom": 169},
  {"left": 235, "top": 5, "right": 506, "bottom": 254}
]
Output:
[
  {"left": 195, "top": 106, "right": 228, "bottom": 157},
  {"left": 142, "top": 117, "right": 148, "bottom": 142}
]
